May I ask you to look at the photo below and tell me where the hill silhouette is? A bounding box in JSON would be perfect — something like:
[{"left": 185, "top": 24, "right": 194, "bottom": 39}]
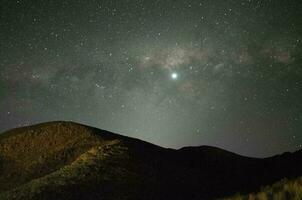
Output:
[{"left": 0, "top": 121, "right": 302, "bottom": 200}]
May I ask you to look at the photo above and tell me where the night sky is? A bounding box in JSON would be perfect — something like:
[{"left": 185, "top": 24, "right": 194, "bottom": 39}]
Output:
[{"left": 1, "top": 0, "right": 302, "bottom": 157}]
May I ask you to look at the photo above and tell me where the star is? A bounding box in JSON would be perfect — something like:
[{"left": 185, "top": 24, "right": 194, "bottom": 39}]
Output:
[
  {"left": 0, "top": 0, "right": 301, "bottom": 158},
  {"left": 171, "top": 72, "right": 178, "bottom": 80}
]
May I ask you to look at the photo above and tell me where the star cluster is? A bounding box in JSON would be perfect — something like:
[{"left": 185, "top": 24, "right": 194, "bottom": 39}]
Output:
[{"left": 1, "top": 0, "right": 302, "bottom": 157}]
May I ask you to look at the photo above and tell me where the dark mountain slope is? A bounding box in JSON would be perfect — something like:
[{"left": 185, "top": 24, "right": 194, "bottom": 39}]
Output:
[{"left": 0, "top": 121, "right": 301, "bottom": 200}]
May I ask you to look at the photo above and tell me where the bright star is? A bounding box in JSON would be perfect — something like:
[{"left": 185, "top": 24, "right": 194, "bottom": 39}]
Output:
[{"left": 171, "top": 72, "right": 178, "bottom": 79}]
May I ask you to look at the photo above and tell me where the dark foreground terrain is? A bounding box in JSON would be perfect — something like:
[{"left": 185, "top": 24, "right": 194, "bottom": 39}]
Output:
[{"left": 0, "top": 121, "right": 301, "bottom": 200}]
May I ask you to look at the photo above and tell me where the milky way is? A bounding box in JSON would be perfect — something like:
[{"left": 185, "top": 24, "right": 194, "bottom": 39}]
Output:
[{"left": 1, "top": 0, "right": 302, "bottom": 157}]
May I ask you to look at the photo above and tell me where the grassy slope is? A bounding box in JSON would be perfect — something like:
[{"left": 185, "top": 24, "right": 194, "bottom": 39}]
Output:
[
  {"left": 221, "top": 176, "right": 302, "bottom": 200},
  {"left": 0, "top": 140, "right": 142, "bottom": 200},
  {"left": 0, "top": 122, "right": 103, "bottom": 191},
  {"left": 0, "top": 122, "right": 138, "bottom": 199},
  {"left": 0, "top": 121, "right": 167, "bottom": 200}
]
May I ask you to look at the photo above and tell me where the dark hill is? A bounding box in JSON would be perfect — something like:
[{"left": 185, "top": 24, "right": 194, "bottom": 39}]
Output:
[{"left": 0, "top": 121, "right": 301, "bottom": 200}]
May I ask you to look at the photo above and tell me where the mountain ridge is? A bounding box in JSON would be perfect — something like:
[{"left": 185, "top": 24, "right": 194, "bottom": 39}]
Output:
[{"left": 0, "top": 121, "right": 302, "bottom": 200}]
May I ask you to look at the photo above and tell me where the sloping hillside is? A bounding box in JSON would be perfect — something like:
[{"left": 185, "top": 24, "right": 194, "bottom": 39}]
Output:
[
  {"left": 221, "top": 176, "right": 302, "bottom": 200},
  {"left": 0, "top": 122, "right": 163, "bottom": 200},
  {"left": 0, "top": 121, "right": 302, "bottom": 200}
]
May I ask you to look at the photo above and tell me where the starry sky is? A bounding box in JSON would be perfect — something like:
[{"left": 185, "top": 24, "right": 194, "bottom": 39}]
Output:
[{"left": 1, "top": 0, "right": 302, "bottom": 157}]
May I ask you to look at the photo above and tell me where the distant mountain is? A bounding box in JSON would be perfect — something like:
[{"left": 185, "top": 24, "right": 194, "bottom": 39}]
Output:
[{"left": 0, "top": 121, "right": 301, "bottom": 200}]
